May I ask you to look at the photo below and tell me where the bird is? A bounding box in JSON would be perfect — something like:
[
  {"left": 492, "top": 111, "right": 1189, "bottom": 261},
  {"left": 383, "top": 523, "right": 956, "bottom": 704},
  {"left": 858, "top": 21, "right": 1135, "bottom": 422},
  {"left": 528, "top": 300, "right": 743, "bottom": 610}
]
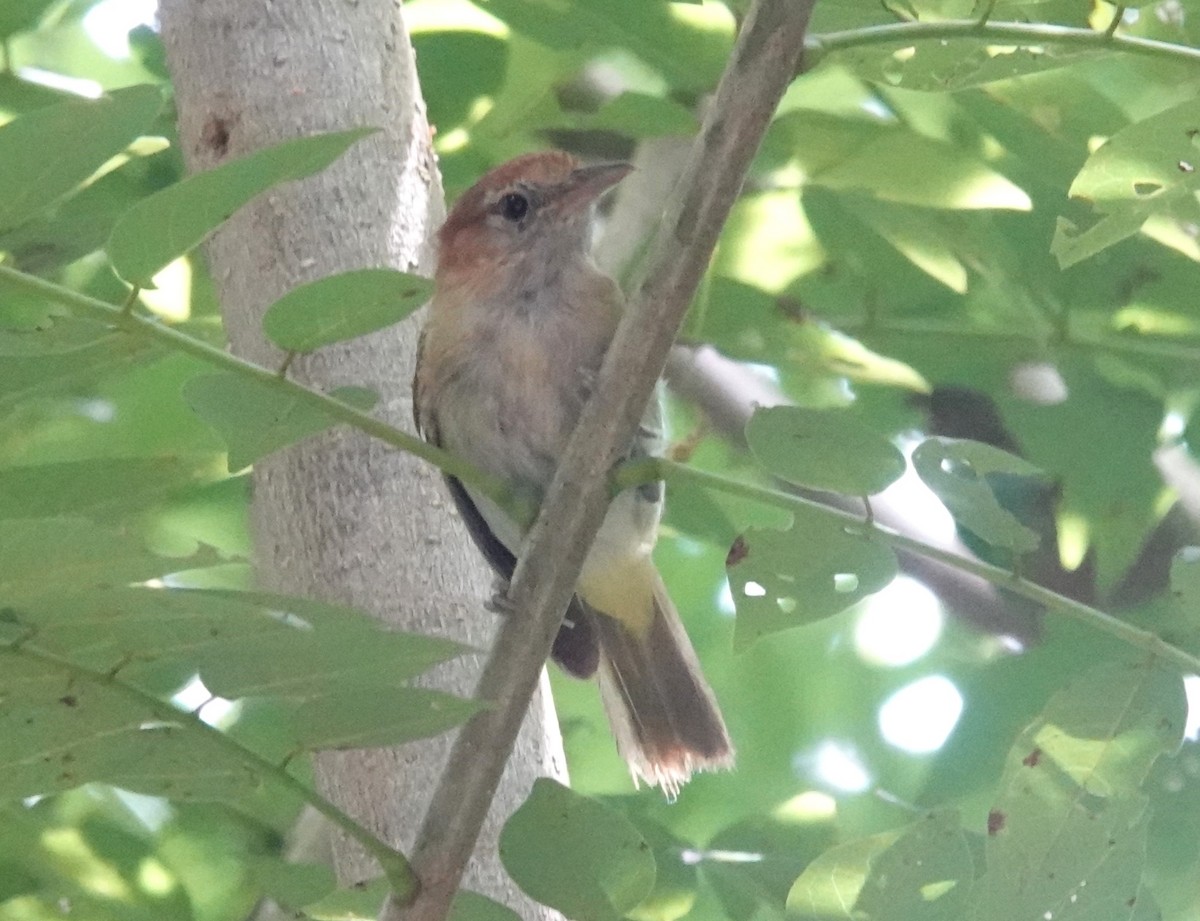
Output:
[{"left": 413, "top": 150, "right": 733, "bottom": 796}]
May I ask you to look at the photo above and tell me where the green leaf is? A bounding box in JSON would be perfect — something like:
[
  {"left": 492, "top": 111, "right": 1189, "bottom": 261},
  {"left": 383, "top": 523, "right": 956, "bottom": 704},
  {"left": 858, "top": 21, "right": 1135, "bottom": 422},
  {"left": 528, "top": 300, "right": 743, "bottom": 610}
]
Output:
[
  {"left": 0, "top": 457, "right": 206, "bottom": 520},
  {"left": 968, "top": 660, "right": 1186, "bottom": 921},
  {"left": 302, "top": 878, "right": 390, "bottom": 920},
  {"left": 727, "top": 506, "right": 898, "bottom": 651},
  {"left": 107, "top": 128, "right": 375, "bottom": 286},
  {"left": 746, "top": 406, "right": 906, "bottom": 496},
  {"left": 0, "top": 0, "right": 58, "bottom": 39},
  {"left": 2, "top": 586, "right": 464, "bottom": 699},
  {"left": 500, "top": 778, "right": 655, "bottom": 921},
  {"left": 450, "top": 891, "right": 523, "bottom": 921},
  {"left": 0, "top": 585, "right": 468, "bottom": 801},
  {"left": 282, "top": 687, "right": 481, "bottom": 751},
  {"left": 0, "top": 518, "right": 185, "bottom": 605},
  {"left": 829, "top": 38, "right": 1103, "bottom": 93},
  {"left": 1053, "top": 99, "right": 1200, "bottom": 267},
  {"left": 262, "top": 268, "right": 431, "bottom": 353},
  {"left": 182, "top": 372, "right": 377, "bottom": 471},
  {"left": 763, "top": 111, "right": 1030, "bottom": 211},
  {"left": 912, "top": 437, "right": 1044, "bottom": 555},
  {"left": 787, "top": 810, "right": 973, "bottom": 920},
  {"left": 0, "top": 84, "right": 162, "bottom": 235}
]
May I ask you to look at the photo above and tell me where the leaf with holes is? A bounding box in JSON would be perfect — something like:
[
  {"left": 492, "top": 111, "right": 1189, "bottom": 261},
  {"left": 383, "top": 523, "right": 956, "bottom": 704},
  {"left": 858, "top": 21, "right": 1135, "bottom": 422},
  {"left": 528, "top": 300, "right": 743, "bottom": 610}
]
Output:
[
  {"left": 727, "top": 506, "right": 897, "bottom": 651},
  {"left": 1053, "top": 98, "right": 1200, "bottom": 267},
  {"left": 968, "top": 660, "right": 1184, "bottom": 921},
  {"left": 746, "top": 405, "right": 906, "bottom": 497},
  {"left": 912, "top": 437, "right": 1044, "bottom": 556},
  {"left": 0, "top": 84, "right": 162, "bottom": 235},
  {"left": 183, "top": 372, "right": 377, "bottom": 471},
  {"left": 108, "top": 128, "right": 375, "bottom": 286},
  {"left": 0, "top": 584, "right": 469, "bottom": 803},
  {"left": 500, "top": 778, "right": 655, "bottom": 921},
  {"left": 262, "top": 268, "right": 431, "bottom": 353}
]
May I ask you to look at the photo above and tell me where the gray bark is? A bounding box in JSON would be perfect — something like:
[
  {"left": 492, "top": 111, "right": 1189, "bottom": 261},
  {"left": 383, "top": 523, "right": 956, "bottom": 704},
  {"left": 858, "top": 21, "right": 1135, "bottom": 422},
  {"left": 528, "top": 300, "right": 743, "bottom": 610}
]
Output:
[{"left": 157, "top": 1, "right": 563, "bottom": 914}]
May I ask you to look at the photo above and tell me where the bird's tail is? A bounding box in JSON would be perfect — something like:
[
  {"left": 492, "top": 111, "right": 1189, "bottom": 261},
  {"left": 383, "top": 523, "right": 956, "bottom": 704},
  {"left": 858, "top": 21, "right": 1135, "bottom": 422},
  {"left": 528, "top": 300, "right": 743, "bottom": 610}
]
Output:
[{"left": 585, "top": 568, "right": 733, "bottom": 797}]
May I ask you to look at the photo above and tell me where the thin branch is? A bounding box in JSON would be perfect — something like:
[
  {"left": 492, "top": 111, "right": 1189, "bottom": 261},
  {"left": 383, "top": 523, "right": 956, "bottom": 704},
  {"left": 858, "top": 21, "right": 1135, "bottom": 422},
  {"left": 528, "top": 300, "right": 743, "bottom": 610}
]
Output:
[
  {"left": 0, "top": 265, "right": 515, "bottom": 511},
  {"left": 388, "top": 2, "right": 816, "bottom": 920},
  {"left": 806, "top": 18, "right": 1200, "bottom": 68},
  {"left": 1, "top": 639, "right": 415, "bottom": 894},
  {"left": 613, "top": 458, "right": 1200, "bottom": 675}
]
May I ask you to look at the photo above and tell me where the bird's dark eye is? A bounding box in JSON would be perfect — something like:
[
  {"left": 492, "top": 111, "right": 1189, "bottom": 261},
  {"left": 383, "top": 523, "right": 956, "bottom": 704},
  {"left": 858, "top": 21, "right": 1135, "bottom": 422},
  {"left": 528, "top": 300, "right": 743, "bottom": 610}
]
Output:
[{"left": 499, "top": 192, "right": 529, "bottom": 222}]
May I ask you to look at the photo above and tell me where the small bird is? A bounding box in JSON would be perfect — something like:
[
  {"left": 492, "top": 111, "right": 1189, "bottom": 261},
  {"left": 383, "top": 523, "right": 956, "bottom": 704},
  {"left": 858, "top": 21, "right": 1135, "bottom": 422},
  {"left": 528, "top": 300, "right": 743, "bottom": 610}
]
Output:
[{"left": 413, "top": 151, "right": 733, "bottom": 795}]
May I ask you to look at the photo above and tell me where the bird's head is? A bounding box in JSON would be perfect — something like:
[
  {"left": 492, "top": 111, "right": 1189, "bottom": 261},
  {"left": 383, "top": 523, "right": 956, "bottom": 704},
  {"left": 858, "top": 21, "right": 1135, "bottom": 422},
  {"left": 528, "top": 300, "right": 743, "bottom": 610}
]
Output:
[{"left": 435, "top": 151, "right": 631, "bottom": 293}]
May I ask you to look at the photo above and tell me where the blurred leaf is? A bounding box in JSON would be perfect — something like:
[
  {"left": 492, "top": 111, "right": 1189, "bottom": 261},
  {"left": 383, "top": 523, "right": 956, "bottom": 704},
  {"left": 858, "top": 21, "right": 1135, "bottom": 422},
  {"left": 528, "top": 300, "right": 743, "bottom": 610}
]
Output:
[
  {"left": 557, "top": 92, "right": 698, "bottom": 139},
  {"left": 481, "top": 0, "right": 732, "bottom": 92},
  {"left": 727, "top": 506, "right": 898, "bottom": 650},
  {"left": 705, "top": 813, "right": 833, "bottom": 921},
  {"left": 787, "top": 810, "right": 973, "bottom": 920},
  {"left": 0, "top": 457, "right": 207, "bottom": 519},
  {"left": 828, "top": 39, "right": 1103, "bottom": 92},
  {"left": 262, "top": 268, "right": 431, "bottom": 353},
  {"left": 0, "top": 84, "right": 162, "bottom": 235},
  {"left": 764, "top": 111, "right": 1030, "bottom": 211},
  {"left": 912, "top": 437, "right": 1044, "bottom": 556},
  {"left": 1053, "top": 99, "right": 1200, "bottom": 267},
  {"left": 183, "top": 373, "right": 377, "bottom": 471},
  {"left": 303, "top": 877, "right": 390, "bottom": 920},
  {"left": 500, "top": 778, "right": 656, "bottom": 921},
  {"left": 968, "top": 660, "right": 1186, "bottom": 921},
  {"left": 108, "top": 128, "right": 375, "bottom": 286},
  {"left": 0, "top": 0, "right": 58, "bottom": 39},
  {"left": 282, "top": 687, "right": 480, "bottom": 751},
  {"left": 248, "top": 857, "right": 337, "bottom": 909},
  {"left": 0, "top": 517, "right": 185, "bottom": 604},
  {"left": 450, "top": 891, "right": 524, "bottom": 921},
  {"left": 746, "top": 405, "right": 906, "bottom": 496}
]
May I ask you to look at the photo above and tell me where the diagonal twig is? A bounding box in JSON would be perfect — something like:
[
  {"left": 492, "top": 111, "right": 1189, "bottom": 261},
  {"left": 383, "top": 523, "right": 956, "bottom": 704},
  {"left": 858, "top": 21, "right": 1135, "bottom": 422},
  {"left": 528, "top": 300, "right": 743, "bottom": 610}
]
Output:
[{"left": 384, "top": 2, "right": 817, "bottom": 920}]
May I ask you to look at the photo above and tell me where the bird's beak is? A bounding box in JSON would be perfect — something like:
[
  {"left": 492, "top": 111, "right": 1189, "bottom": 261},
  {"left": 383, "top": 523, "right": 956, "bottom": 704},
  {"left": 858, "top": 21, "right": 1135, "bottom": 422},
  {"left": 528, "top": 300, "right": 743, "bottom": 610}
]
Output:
[{"left": 556, "top": 161, "right": 634, "bottom": 214}]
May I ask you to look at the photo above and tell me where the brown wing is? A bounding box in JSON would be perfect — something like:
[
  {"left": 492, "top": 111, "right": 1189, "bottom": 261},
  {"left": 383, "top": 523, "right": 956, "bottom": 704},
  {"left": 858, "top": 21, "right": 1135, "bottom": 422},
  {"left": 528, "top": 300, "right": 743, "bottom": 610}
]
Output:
[{"left": 412, "top": 330, "right": 598, "bottom": 677}]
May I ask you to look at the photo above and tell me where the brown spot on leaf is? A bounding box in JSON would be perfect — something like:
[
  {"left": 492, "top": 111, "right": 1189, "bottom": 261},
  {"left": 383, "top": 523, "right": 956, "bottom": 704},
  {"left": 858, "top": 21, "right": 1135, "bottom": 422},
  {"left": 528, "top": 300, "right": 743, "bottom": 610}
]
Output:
[
  {"left": 726, "top": 535, "right": 749, "bottom": 567},
  {"left": 1022, "top": 747, "right": 1042, "bottom": 767},
  {"left": 987, "top": 809, "right": 1006, "bottom": 836},
  {"left": 59, "top": 695, "right": 77, "bottom": 708}
]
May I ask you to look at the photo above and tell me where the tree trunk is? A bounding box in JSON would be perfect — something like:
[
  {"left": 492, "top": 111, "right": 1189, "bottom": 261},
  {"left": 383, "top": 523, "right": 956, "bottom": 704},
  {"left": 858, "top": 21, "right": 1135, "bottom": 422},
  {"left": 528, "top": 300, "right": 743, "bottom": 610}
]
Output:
[{"left": 157, "top": 2, "right": 564, "bottom": 914}]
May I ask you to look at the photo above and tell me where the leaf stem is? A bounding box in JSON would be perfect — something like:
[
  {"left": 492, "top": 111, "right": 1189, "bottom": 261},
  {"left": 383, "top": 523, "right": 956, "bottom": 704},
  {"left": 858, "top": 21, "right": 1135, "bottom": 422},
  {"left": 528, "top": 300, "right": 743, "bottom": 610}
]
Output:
[
  {"left": 0, "top": 265, "right": 514, "bottom": 510},
  {"left": 1, "top": 637, "right": 416, "bottom": 894},
  {"left": 806, "top": 18, "right": 1200, "bottom": 69},
  {"left": 613, "top": 457, "right": 1200, "bottom": 675}
]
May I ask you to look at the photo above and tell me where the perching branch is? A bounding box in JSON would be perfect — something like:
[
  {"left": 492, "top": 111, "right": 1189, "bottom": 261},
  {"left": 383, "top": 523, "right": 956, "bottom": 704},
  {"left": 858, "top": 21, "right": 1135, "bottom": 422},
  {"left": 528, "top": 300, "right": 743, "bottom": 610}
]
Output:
[
  {"left": 613, "top": 458, "right": 1200, "bottom": 676},
  {"left": 388, "top": 2, "right": 816, "bottom": 920}
]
